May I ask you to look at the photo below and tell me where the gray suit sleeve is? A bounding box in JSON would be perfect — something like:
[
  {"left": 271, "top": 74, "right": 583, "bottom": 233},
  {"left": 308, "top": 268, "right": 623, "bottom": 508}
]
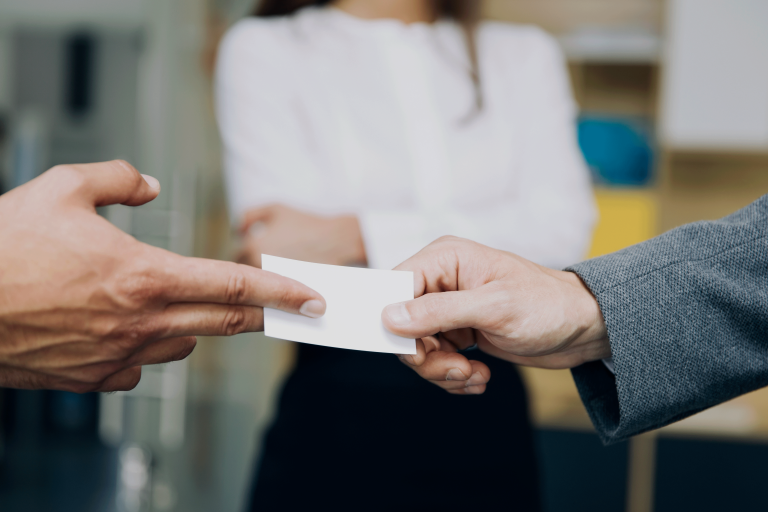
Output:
[{"left": 566, "top": 194, "right": 768, "bottom": 444}]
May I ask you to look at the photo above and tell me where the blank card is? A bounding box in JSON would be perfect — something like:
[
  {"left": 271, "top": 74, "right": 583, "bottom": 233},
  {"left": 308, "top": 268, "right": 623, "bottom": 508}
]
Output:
[{"left": 262, "top": 255, "right": 416, "bottom": 355}]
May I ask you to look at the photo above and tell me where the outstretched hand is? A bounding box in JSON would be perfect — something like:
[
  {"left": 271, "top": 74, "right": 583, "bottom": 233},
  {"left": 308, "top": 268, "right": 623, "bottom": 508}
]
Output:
[
  {"left": 0, "top": 161, "right": 326, "bottom": 393},
  {"left": 381, "top": 236, "right": 610, "bottom": 395}
]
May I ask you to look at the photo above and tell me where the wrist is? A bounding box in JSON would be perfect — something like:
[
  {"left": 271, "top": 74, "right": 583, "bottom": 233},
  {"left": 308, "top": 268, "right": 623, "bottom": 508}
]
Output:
[{"left": 560, "top": 270, "right": 611, "bottom": 362}]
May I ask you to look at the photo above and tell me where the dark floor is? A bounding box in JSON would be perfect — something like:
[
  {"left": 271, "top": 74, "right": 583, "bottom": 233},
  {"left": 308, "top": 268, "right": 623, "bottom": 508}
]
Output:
[
  {"left": 654, "top": 437, "right": 768, "bottom": 512},
  {"left": 537, "top": 429, "right": 629, "bottom": 511},
  {"left": 536, "top": 429, "right": 768, "bottom": 512},
  {"left": 0, "top": 432, "right": 116, "bottom": 512},
  {"left": 0, "top": 389, "right": 116, "bottom": 512},
  {"left": 2, "top": 422, "right": 768, "bottom": 511}
]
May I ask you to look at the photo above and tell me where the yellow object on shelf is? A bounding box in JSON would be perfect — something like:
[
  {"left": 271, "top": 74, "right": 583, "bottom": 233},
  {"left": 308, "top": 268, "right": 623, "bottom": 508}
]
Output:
[{"left": 588, "top": 188, "right": 658, "bottom": 258}]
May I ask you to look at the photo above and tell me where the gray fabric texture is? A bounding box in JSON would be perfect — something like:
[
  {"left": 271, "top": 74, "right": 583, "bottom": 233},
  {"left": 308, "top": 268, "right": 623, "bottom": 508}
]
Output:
[{"left": 567, "top": 194, "right": 768, "bottom": 444}]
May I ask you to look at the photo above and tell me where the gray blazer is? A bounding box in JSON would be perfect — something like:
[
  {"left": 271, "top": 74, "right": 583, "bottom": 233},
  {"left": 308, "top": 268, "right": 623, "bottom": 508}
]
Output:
[{"left": 567, "top": 194, "right": 768, "bottom": 444}]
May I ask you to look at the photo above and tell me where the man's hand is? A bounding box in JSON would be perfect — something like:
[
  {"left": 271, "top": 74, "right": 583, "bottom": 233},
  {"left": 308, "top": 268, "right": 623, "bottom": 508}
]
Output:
[
  {"left": 236, "top": 204, "right": 366, "bottom": 268},
  {"left": 381, "top": 236, "right": 609, "bottom": 395},
  {"left": 0, "top": 161, "right": 326, "bottom": 393}
]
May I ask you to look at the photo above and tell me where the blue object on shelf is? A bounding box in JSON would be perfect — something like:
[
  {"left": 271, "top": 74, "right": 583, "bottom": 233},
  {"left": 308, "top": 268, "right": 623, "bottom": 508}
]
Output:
[{"left": 578, "top": 115, "right": 654, "bottom": 186}]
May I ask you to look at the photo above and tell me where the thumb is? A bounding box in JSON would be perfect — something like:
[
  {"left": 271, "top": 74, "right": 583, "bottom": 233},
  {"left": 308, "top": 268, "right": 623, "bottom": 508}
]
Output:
[
  {"left": 382, "top": 287, "right": 493, "bottom": 339},
  {"left": 69, "top": 160, "right": 160, "bottom": 208}
]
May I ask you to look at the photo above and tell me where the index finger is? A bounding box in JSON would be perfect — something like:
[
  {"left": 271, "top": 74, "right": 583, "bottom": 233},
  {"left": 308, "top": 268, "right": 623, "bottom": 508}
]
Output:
[
  {"left": 156, "top": 253, "right": 326, "bottom": 317},
  {"left": 392, "top": 235, "right": 480, "bottom": 297}
]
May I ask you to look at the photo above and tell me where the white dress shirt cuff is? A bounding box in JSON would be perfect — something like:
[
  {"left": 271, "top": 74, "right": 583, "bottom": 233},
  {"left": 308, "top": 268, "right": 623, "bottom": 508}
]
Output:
[{"left": 602, "top": 357, "right": 616, "bottom": 375}]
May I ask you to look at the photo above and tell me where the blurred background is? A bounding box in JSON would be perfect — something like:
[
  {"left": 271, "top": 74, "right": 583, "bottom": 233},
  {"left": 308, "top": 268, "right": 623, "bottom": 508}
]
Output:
[{"left": 1, "top": 0, "right": 768, "bottom": 511}]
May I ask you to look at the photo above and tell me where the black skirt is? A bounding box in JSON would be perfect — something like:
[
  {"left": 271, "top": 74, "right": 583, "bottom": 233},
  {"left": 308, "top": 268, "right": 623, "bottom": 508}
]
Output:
[{"left": 248, "top": 344, "right": 542, "bottom": 511}]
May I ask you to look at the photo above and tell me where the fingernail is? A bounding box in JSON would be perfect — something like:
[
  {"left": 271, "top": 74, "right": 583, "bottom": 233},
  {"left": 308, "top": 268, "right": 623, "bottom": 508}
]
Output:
[
  {"left": 142, "top": 174, "right": 160, "bottom": 190},
  {"left": 299, "top": 300, "right": 325, "bottom": 318},
  {"left": 384, "top": 303, "right": 411, "bottom": 327},
  {"left": 465, "top": 385, "right": 484, "bottom": 395},
  {"left": 466, "top": 372, "right": 485, "bottom": 387},
  {"left": 446, "top": 368, "right": 468, "bottom": 381},
  {"left": 398, "top": 354, "right": 415, "bottom": 365}
]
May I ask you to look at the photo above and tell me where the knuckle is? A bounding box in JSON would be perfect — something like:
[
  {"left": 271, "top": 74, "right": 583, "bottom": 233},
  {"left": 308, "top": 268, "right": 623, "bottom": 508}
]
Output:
[
  {"left": 49, "top": 163, "right": 80, "bottom": 178},
  {"left": 113, "top": 263, "right": 163, "bottom": 307},
  {"left": 275, "top": 286, "right": 299, "bottom": 311},
  {"left": 225, "top": 271, "right": 249, "bottom": 304},
  {"left": 101, "top": 338, "right": 136, "bottom": 362},
  {"left": 49, "top": 164, "right": 87, "bottom": 191},
  {"left": 118, "top": 161, "right": 144, "bottom": 188},
  {"left": 420, "top": 296, "right": 444, "bottom": 320},
  {"left": 434, "top": 235, "right": 465, "bottom": 247},
  {"left": 135, "top": 317, "right": 163, "bottom": 341},
  {"left": 112, "top": 159, "right": 135, "bottom": 173},
  {"left": 90, "top": 318, "right": 125, "bottom": 341},
  {"left": 221, "top": 307, "right": 249, "bottom": 336},
  {"left": 86, "top": 367, "right": 114, "bottom": 386}
]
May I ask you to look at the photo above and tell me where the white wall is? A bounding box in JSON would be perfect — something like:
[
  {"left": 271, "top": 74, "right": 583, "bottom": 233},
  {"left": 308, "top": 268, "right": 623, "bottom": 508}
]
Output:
[
  {"left": 0, "top": 0, "right": 145, "bottom": 28},
  {"left": 661, "top": 0, "right": 768, "bottom": 150}
]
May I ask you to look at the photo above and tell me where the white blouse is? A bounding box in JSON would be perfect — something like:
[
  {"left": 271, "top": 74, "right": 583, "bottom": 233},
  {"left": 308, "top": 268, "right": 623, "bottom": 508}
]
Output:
[{"left": 216, "top": 7, "right": 597, "bottom": 270}]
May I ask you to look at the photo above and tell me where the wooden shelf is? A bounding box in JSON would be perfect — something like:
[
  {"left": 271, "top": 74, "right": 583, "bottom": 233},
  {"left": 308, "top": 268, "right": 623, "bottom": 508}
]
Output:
[
  {"left": 559, "top": 27, "right": 662, "bottom": 64},
  {"left": 483, "top": 0, "right": 663, "bottom": 37},
  {"left": 522, "top": 364, "right": 768, "bottom": 443},
  {"left": 659, "top": 151, "right": 768, "bottom": 232},
  {"left": 571, "top": 63, "right": 659, "bottom": 118}
]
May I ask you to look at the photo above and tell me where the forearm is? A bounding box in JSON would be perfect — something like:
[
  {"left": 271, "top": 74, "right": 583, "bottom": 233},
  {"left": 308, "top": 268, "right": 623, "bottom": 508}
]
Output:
[
  {"left": 334, "top": 215, "right": 367, "bottom": 265},
  {"left": 359, "top": 193, "right": 595, "bottom": 271},
  {"left": 569, "top": 194, "right": 768, "bottom": 444}
]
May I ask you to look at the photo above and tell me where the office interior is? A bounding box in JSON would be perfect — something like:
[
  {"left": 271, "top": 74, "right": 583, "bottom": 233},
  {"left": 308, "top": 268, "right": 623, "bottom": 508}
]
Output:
[{"left": 1, "top": 0, "right": 767, "bottom": 511}]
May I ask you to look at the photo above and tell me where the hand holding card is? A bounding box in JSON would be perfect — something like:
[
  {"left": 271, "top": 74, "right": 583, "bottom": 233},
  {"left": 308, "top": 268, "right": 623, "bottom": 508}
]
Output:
[{"left": 262, "top": 255, "right": 416, "bottom": 354}]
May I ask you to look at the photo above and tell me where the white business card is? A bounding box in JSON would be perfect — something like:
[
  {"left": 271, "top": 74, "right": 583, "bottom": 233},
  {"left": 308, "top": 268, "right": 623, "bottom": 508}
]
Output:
[{"left": 262, "top": 255, "right": 416, "bottom": 354}]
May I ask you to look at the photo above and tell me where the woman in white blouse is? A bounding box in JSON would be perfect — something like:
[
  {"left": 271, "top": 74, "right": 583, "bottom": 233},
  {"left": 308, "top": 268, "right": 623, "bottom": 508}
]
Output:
[{"left": 216, "top": 0, "right": 596, "bottom": 510}]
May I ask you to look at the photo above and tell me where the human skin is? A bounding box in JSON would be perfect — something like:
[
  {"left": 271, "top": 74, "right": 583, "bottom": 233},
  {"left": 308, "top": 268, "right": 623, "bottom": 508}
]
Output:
[
  {"left": 236, "top": 0, "right": 441, "bottom": 269},
  {"left": 237, "top": 204, "right": 366, "bottom": 268},
  {"left": 332, "top": 0, "right": 435, "bottom": 23},
  {"left": 0, "top": 160, "right": 326, "bottom": 393},
  {"left": 381, "top": 236, "right": 610, "bottom": 395}
]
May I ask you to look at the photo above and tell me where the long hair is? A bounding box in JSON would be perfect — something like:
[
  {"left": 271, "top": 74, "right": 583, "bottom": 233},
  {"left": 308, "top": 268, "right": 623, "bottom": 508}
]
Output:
[{"left": 253, "top": 0, "right": 484, "bottom": 114}]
